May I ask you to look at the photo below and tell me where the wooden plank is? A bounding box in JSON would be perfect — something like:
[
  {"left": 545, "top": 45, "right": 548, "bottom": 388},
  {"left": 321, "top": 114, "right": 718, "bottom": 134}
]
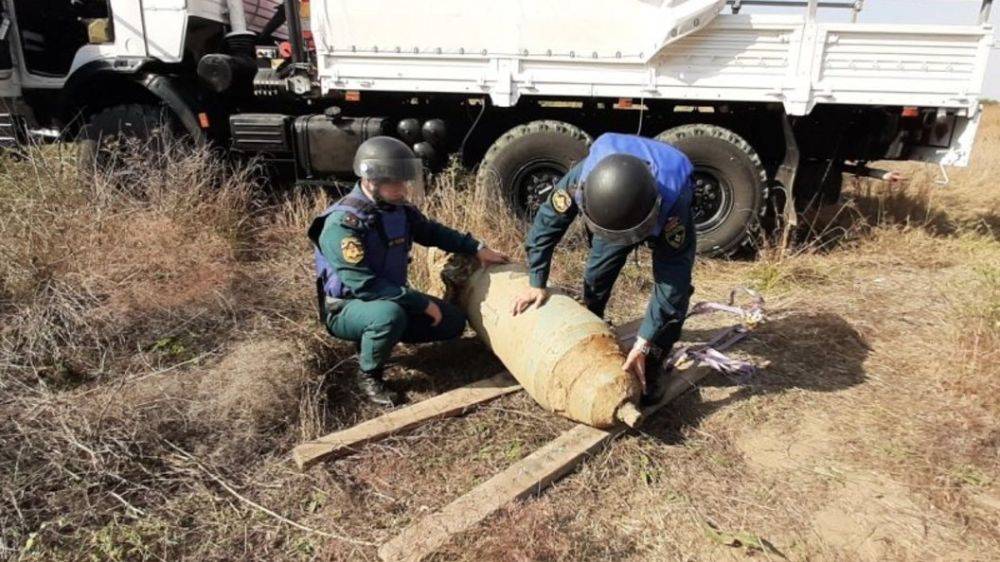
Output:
[
  {"left": 295, "top": 326, "right": 641, "bottom": 471},
  {"left": 614, "top": 318, "right": 716, "bottom": 405},
  {"left": 641, "top": 361, "right": 715, "bottom": 417},
  {"left": 293, "top": 372, "right": 521, "bottom": 470},
  {"left": 377, "top": 423, "right": 621, "bottom": 562},
  {"left": 377, "top": 362, "right": 716, "bottom": 562}
]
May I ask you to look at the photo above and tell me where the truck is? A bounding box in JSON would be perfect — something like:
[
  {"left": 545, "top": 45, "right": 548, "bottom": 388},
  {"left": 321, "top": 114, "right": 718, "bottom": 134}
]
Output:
[{"left": 0, "top": 0, "right": 993, "bottom": 255}]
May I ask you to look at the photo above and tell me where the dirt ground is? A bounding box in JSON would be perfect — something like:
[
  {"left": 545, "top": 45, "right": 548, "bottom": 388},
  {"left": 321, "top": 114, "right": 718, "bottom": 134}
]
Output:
[{"left": 2, "top": 109, "right": 998, "bottom": 561}]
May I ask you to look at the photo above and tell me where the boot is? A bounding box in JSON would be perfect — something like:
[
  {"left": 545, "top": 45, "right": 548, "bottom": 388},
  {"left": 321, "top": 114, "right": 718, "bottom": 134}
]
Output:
[
  {"left": 353, "top": 368, "right": 401, "bottom": 407},
  {"left": 640, "top": 354, "right": 671, "bottom": 407}
]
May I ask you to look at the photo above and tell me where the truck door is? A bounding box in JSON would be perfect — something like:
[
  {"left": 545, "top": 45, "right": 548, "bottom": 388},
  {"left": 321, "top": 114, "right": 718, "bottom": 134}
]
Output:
[
  {"left": 11, "top": 0, "right": 100, "bottom": 78},
  {"left": 0, "top": 0, "right": 23, "bottom": 147},
  {"left": 0, "top": 0, "right": 21, "bottom": 98}
]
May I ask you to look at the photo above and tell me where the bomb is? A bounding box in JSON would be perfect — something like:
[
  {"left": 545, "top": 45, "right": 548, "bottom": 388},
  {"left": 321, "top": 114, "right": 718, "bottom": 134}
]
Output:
[{"left": 430, "top": 253, "right": 642, "bottom": 428}]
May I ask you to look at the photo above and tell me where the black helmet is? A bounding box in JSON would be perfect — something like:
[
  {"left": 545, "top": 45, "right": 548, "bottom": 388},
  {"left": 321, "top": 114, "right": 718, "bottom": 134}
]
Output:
[
  {"left": 396, "top": 119, "right": 422, "bottom": 144},
  {"left": 581, "top": 154, "right": 660, "bottom": 245},
  {"left": 353, "top": 136, "right": 426, "bottom": 202},
  {"left": 353, "top": 136, "right": 422, "bottom": 181},
  {"left": 421, "top": 118, "right": 447, "bottom": 147},
  {"left": 412, "top": 141, "right": 438, "bottom": 164}
]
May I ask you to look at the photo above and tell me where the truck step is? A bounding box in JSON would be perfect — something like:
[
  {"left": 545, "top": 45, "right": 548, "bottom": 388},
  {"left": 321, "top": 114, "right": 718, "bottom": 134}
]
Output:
[{"left": 0, "top": 112, "right": 20, "bottom": 148}]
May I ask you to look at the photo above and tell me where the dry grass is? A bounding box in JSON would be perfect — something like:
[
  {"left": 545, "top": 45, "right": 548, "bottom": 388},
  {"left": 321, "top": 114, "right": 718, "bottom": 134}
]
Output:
[
  {"left": 0, "top": 141, "right": 254, "bottom": 386},
  {"left": 2, "top": 109, "right": 999, "bottom": 561}
]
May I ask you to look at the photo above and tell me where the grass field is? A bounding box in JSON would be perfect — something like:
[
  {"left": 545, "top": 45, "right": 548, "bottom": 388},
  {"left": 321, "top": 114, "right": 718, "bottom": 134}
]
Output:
[{"left": 1, "top": 108, "right": 998, "bottom": 561}]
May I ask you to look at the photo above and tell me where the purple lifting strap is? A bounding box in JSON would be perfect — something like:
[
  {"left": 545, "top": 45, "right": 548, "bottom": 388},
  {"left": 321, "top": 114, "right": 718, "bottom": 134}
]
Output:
[{"left": 665, "top": 287, "right": 765, "bottom": 386}]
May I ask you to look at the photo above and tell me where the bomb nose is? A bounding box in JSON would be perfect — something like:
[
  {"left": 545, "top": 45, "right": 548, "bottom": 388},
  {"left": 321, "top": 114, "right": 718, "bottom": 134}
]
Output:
[{"left": 615, "top": 402, "right": 643, "bottom": 427}]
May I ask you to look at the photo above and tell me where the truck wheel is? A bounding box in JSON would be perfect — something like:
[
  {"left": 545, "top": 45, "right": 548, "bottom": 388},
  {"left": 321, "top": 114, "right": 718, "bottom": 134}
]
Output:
[
  {"left": 656, "top": 124, "right": 766, "bottom": 257},
  {"left": 78, "top": 103, "right": 179, "bottom": 169},
  {"left": 476, "top": 120, "right": 592, "bottom": 219}
]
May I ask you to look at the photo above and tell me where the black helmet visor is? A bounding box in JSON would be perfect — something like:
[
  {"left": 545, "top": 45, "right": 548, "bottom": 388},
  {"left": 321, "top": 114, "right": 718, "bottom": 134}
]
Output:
[{"left": 581, "top": 194, "right": 662, "bottom": 245}]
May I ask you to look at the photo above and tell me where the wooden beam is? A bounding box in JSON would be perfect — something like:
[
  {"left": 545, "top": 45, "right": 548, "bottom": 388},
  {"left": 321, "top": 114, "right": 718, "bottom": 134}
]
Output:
[
  {"left": 641, "top": 360, "right": 714, "bottom": 416},
  {"left": 293, "top": 372, "right": 520, "bottom": 470},
  {"left": 377, "top": 423, "right": 622, "bottom": 562},
  {"left": 295, "top": 325, "right": 642, "bottom": 471},
  {"left": 377, "top": 361, "right": 715, "bottom": 562}
]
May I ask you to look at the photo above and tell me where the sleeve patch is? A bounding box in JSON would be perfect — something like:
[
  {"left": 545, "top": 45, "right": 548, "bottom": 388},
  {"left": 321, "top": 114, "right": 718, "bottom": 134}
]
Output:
[
  {"left": 340, "top": 236, "right": 365, "bottom": 264},
  {"left": 663, "top": 217, "right": 686, "bottom": 249},
  {"left": 551, "top": 189, "right": 573, "bottom": 214}
]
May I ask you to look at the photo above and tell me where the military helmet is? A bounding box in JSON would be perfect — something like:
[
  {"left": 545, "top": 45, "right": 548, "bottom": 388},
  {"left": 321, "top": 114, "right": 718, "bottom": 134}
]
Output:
[
  {"left": 580, "top": 153, "right": 660, "bottom": 245},
  {"left": 353, "top": 136, "right": 426, "bottom": 203},
  {"left": 353, "top": 136, "right": 424, "bottom": 182},
  {"left": 396, "top": 119, "right": 422, "bottom": 144}
]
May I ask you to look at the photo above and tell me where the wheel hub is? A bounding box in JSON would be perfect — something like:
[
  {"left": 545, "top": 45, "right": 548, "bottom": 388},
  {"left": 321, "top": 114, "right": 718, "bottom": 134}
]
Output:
[
  {"left": 512, "top": 159, "right": 565, "bottom": 218},
  {"left": 691, "top": 169, "right": 731, "bottom": 232}
]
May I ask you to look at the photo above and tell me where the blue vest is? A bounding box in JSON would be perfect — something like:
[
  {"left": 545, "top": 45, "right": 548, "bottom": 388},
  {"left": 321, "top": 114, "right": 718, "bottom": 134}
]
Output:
[
  {"left": 308, "top": 189, "right": 412, "bottom": 305},
  {"left": 575, "top": 133, "right": 694, "bottom": 237}
]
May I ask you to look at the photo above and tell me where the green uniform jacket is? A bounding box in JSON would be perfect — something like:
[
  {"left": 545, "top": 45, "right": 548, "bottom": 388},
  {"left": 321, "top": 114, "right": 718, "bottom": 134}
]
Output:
[{"left": 318, "top": 187, "right": 480, "bottom": 314}]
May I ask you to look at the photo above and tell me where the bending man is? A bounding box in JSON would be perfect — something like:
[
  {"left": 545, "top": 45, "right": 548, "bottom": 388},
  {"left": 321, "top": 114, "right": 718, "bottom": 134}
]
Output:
[{"left": 513, "top": 133, "right": 696, "bottom": 405}]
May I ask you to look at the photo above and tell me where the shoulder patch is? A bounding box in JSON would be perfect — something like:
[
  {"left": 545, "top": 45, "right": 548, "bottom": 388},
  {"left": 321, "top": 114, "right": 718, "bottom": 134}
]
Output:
[
  {"left": 340, "top": 236, "right": 365, "bottom": 264},
  {"left": 551, "top": 189, "right": 573, "bottom": 214},
  {"left": 663, "top": 216, "right": 686, "bottom": 249},
  {"left": 340, "top": 212, "right": 363, "bottom": 229}
]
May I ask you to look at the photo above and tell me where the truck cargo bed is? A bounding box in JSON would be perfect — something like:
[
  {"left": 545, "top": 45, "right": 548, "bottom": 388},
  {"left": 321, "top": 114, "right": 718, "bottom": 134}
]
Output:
[{"left": 312, "top": 7, "right": 991, "bottom": 118}]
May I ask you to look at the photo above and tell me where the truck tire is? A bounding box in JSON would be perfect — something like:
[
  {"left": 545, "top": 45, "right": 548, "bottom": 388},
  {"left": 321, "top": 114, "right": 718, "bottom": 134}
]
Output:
[
  {"left": 78, "top": 103, "right": 179, "bottom": 169},
  {"left": 476, "top": 120, "right": 592, "bottom": 218},
  {"left": 656, "top": 124, "right": 766, "bottom": 257}
]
